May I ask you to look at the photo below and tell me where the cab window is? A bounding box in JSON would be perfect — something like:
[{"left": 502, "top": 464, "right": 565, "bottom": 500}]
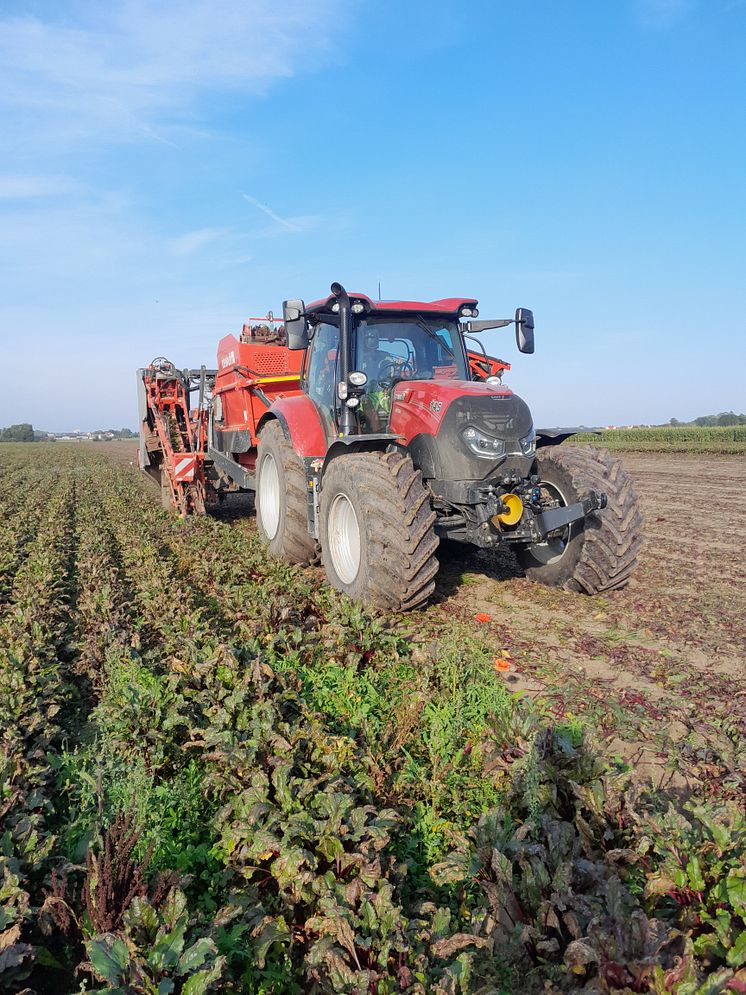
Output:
[
  {"left": 304, "top": 322, "right": 339, "bottom": 426},
  {"left": 353, "top": 317, "right": 467, "bottom": 432}
]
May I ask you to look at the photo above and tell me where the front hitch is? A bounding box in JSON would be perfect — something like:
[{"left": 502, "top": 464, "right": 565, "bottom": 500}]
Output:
[{"left": 533, "top": 489, "right": 606, "bottom": 539}]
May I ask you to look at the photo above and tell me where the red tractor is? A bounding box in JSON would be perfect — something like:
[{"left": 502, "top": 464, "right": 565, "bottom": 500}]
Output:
[{"left": 138, "top": 283, "right": 642, "bottom": 609}]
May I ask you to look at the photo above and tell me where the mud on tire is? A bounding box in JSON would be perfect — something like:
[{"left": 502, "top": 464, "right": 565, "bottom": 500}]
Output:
[
  {"left": 516, "top": 445, "right": 643, "bottom": 594},
  {"left": 320, "top": 450, "right": 439, "bottom": 610},
  {"left": 256, "top": 420, "right": 319, "bottom": 565}
]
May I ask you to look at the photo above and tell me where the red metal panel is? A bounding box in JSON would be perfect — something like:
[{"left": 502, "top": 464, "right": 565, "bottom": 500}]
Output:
[
  {"left": 390, "top": 379, "right": 513, "bottom": 442},
  {"left": 214, "top": 333, "right": 304, "bottom": 444},
  {"left": 268, "top": 395, "right": 327, "bottom": 457}
]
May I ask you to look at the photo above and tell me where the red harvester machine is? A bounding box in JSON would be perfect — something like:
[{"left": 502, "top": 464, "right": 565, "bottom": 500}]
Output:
[{"left": 139, "top": 283, "right": 641, "bottom": 609}]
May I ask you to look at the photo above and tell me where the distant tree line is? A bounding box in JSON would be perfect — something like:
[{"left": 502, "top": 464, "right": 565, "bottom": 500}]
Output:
[
  {"left": 88, "top": 428, "right": 138, "bottom": 439},
  {"left": 0, "top": 423, "right": 35, "bottom": 442},
  {"left": 669, "top": 412, "right": 746, "bottom": 427},
  {"left": 0, "top": 424, "right": 138, "bottom": 441}
]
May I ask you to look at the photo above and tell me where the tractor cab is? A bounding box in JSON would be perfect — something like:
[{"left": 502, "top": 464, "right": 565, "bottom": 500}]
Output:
[
  {"left": 287, "top": 287, "right": 530, "bottom": 444},
  {"left": 302, "top": 309, "right": 471, "bottom": 436}
]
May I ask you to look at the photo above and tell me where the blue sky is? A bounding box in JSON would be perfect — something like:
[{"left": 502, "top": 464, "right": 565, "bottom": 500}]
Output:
[{"left": 0, "top": 0, "right": 744, "bottom": 430}]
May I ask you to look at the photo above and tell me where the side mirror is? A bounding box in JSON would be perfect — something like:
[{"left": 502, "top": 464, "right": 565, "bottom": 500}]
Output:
[
  {"left": 283, "top": 299, "right": 309, "bottom": 350},
  {"left": 515, "top": 307, "right": 534, "bottom": 354}
]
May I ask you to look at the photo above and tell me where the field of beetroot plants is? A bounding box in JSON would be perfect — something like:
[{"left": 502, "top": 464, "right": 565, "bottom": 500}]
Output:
[{"left": 0, "top": 442, "right": 744, "bottom": 995}]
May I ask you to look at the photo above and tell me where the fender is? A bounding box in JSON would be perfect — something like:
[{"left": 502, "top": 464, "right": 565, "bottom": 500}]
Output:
[
  {"left": 258, "top": 394, "right": 327, "bottom": 457},
  {"left": 322, "top": 434, "right": 403, "bottom": 473},
  {"left": 536, "top": 427, "right": 601, "bottom": 448}
]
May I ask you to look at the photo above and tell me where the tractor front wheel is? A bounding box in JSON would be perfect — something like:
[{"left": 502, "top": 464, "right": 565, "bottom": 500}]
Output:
[
  {"left": 319, "top": 450, "right": 439, "bottom": 610},
  {"left": 516, "top": 445, "right": 643, "bottom": 594},
  {"left": 256, "top": 421, "right": 319, "bottom": 564}
]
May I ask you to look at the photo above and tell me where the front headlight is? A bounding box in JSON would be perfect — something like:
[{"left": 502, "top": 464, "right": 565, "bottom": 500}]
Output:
[
  {"left": 519, "top": 426, "right": 536, "bottom": 457},
  {"left": 462, "top": 426, "right": 506, "bottom": 459}
]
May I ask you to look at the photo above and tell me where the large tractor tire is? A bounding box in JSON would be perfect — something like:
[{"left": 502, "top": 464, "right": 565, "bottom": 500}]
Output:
[
  {"left": 256, "top": 421, "right": 319, "bottom": 564},
  {"left": 516, "top": 445, "right": 643, "bottom": 594},
  {"left": 319, "top": 450, "right": 439, "bottom": 610}
]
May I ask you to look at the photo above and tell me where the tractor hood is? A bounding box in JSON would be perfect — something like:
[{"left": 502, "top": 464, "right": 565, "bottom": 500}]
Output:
[{"left": 389, "top": 380, "right": 535, "bottom": 484}]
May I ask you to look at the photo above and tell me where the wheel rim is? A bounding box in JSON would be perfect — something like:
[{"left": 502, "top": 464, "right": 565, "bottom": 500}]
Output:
[
  {"left": 530, "top": 480, "right": 572, "bottom": 565},
  {"left": 328, "top": 492, "right": 361, "bottom": 584},
  {"left": 258, "top": 452, "right": 281, "bottom": 539}
]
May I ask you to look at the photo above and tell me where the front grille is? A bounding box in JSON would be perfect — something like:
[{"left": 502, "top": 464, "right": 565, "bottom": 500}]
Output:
[{"left": 448, "top": 396, "right": 532, "bottom": 440}]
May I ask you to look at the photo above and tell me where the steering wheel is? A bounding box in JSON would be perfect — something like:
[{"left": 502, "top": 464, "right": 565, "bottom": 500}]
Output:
[{"left": 378, "top": 356, "right": 415, "bottom": 387}]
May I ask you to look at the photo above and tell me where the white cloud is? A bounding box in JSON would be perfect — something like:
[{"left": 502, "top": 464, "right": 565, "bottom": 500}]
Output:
[
  {"left": 242, "top": 193, "right": 302, "bottom": 232},
  {"left": 171, "top": 227, "right": 226, "bottom": 255},
  {"left": 0, "top": 1, "right": 347, "bottom": 428},
  {"left": 0, "top": 0, "right": 344, "bottom": 146},
  {"left": 0, "top": 175, "right": 80, "bottom": 199},
  {"left": 241, "top": 193, "right": 321, "bottom": 236}
]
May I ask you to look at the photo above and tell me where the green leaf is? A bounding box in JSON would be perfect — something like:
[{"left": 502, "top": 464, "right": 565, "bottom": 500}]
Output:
[
  {"left": 147, "top": 924, "right": 186, "bottom": 972},
  {"left": 180, "top": 956, "right": 226, "bottom": 995},
  {"left": 713, "top": 909, "right": 733, "bottom": 946},
  {"left": 252, "top": 917, "right": 290, "bottom": 969},
  {"left": 161, "top": 888, "right": 188, "bottom": 930},
  {"left": 125, "top": 896, "right": 159, "bottom": 938},
  {"left": 686, "top": 855, "right": 706, "bottom": 892},
  {"left": 317, "top": 835, "right": 344, "bottom": 863},
  {"left": 431, "top": 907, "right": 451, "bottom": 940},
  {"left": 727, "top": 870, "right": 746, "bottom": 917},
  {"left": 727, "top": 928, "right": 746, "bottom": 968},
  {"left": 430, "top": 852, "right": 470, "bottom": 886},
  {"left": 177, "top": 937, "right": 216, "bottom": 975},
  {"left": 697, "top": 967, "right": 745, "bottom": 994},
  {"left": 86, "top": 934, "right": 130, "bottom": 985},
  {"left": 693, "top": 931, "right": 720, "bottom": 957},
  {"left": 691, "top": 806, "right": 732, "bottom": 852}
]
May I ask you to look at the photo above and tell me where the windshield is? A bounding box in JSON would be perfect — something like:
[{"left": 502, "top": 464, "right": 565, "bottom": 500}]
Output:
[
  {"left": 354, "top": 317, "right": 468, "bottom": 387},
  {"left": 351, "top": 317, "right": 468, "bottom": 433}
]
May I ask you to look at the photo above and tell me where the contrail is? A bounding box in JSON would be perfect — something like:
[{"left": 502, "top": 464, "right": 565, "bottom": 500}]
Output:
[{"left": 241, "top": 192, "right": 300, "bottom": 231}]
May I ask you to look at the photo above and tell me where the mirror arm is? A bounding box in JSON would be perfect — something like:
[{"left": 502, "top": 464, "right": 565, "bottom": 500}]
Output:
[{"left": 465, "top": 319, "right": 514, "bottom": 333}]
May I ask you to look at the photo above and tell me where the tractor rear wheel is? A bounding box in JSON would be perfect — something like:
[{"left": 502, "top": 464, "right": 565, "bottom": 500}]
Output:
[
  {"left": 319, "top": 450, "right": 439, "bottom": 610},
  {"left": 516, "top": 445, "right": 643, "bottom": 594},
  {"left": 256, "top": 421, "right": 319, "bottom": 564}
]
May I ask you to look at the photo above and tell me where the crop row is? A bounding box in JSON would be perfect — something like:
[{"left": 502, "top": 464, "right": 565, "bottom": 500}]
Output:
[
  {"left": 571, "top": 425, "right": 746, "bottom": 453},
  {"left": 0, "top": 442, "right": 744, "bottom": 994},
  {"left": 0, "top": 470, "right": 79, "bottom": 990}
]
